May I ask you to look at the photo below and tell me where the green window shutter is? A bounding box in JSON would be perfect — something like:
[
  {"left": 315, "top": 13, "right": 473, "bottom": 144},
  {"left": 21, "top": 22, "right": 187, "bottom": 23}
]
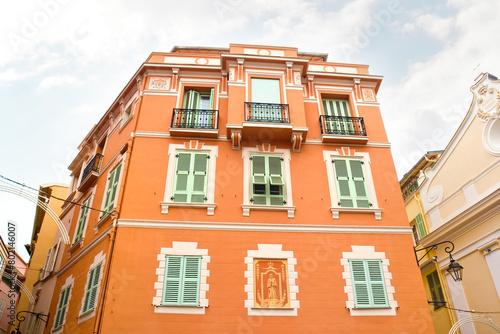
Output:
[
  {"left": 349, "top": 160, "right": 370, "bottom": 208},
  {"left": 191, "top": 153, "right": 208, "bottom": 203},
  {"left": 251, "top": 155, "right": 285, "bottom": 206},
  {"left": 103, "top": 163, "right": 122, "bottom": 213},
  {"left": 426, "top": 271, "right": 445, "bottom": 308},
  {"left": 251, "top": 78, "right": 280, "bottom": 103},
  {"left": 172, "top": 152, "right": 209, "bottom": 203},
  {"left": 181, "top": 257, "right": 201, "bottom": 305},
  {"left": 333, "top": 158, "right": 370, "bottom": 208},
  {"left": 163, "top": 256, "right": 182, "bottom": 304},
  {"left": 163, "top": 256, "right": 201, "bottom": 306},
  {"left": 322, "top": 99, "right": 353, "bottom": 134},
  {"left": 367, "top": 260, "right": 388, "bottom": 307},
  {"left": 184, "top": 90, "right": 200, "bottom": 109},
  {"left": 350, "top": 260, "right": 388, "bottom": 308},
  {"left": 415, "top": 213, "right": 427, "bottom": 238},
  {"left": 209, "top": 88, "right": 214, "bottom": 109},
  {"left": 83, "top": 264, "right": 102, "bottom": 313},
  {"left": 75, "top": 197, "right": 91, "bottom": 242},
  {"left": 55, "top": 286, "right": 70, "bottom": 328},
  {"left": 350, "top": 260, "right": 370, "bottom": 307}
]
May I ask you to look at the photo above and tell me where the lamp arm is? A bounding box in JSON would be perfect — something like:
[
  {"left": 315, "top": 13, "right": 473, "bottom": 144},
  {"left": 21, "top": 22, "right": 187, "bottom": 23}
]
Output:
[{"left": 414, "top": 241, "right": 455, "bottom": 266}]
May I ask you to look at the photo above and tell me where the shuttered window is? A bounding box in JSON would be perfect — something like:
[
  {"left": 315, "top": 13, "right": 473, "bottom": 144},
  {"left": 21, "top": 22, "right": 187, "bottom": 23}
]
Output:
[
  {"left": 82, "top": 264, "right": 102, "bottom": 313},
  {"left": 427, "top": 271, "right": 445, "bottom": 309},
  {"left": 172, "top": 152, "right": 209, "bottom": 203},
  {"left": 74, "top": 196, "right": 92, "bottom": 242},
  {"left": 102, "top": 163, "right": 122, "bottom": 215},
  {"left": 251, "top": 155, "right": 285, "bottom": 206},
  {"left": 322, "top": 99, "right": 354, "bottom": 134},
  {"left": 182, "top": 89, "right": 215, "bottom": 128},
  {"left": 415, "top": 213, "right": 427, "bottom": 239},
  {"left": 162, "top": 256, "right": 201, "bottom": 306},
  {"left": 54, "top": 286, "right": 71, "bottom": 329},
  {"left": 332, "top": 158, "right": 370, "bottom": 208},
  {"left": 350, "top": 259, "right": 388, "bottom": 308}
]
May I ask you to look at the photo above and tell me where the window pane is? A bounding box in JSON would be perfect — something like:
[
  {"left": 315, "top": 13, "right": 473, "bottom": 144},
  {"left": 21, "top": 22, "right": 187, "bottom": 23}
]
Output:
[{"left": 251, "top": 78, "right": 280, "bottom": 103}]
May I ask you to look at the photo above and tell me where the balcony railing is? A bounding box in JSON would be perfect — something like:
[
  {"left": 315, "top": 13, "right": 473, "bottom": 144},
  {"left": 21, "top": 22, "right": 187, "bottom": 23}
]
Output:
[
  {"left": 171, "top": 109, "right": 219, "bottom": 129},
  {"left": 81, "top": 154, "right": 103, "bottom": 182},
  {"left": 401, "top": 176, "right": 419, "bottom": 200},
  {"left": 319, "top": 115, "right": 366, "bottom": 136},
  {"left": 245, "top": 102, "right": 289, "bottom": 123}
]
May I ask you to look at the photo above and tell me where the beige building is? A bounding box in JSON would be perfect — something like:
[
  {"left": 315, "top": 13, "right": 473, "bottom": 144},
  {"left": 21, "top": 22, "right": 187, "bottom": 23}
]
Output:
[
  {"left": 401, "top": 73, "right": 500, "bottom": 333},
  {"left": 14, "top": 184, "right": 68, "bottom": 334}
]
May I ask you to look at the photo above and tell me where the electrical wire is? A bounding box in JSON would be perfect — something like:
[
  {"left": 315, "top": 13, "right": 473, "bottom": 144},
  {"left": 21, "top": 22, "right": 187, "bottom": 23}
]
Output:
[
  {"left": 443, "top": 305, "right": 500, "bottom": 314},
  {"left": 0, "top": 174, "right": 108, "bottom": 214}
]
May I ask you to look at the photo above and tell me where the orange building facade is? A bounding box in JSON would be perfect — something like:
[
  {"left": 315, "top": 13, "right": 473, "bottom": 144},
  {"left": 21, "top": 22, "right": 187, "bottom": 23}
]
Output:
[{"left": 39, "top": 44, "right": 434, "bottom": 333}]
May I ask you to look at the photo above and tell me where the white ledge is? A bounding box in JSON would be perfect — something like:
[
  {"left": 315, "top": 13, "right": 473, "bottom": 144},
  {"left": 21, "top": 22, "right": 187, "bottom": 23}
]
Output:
[
  {"left": 161, "top": 202, "right": 216, "bottom": 215},
  {"left": 330, "top": 207, "right": 382, "bottom": 220},
  {"left": 241, "top": 204, "right": 295, "bottom": 218}
]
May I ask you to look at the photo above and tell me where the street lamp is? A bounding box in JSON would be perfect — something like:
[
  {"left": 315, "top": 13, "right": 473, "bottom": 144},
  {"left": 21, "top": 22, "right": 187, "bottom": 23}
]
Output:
[{"left": 414, "top": 241, "right": 463, "bottom": 282}]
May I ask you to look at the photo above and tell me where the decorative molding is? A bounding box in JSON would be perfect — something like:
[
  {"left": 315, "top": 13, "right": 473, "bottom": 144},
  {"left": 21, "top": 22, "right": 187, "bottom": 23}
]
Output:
[
  {"left": 160, "top": 202, "right": 216, "bottom": 216},
  {"left": 330, "top": 207, "right": 382, "bottom": 220},
  {"left": 244, "top": 244, "right": 299, "bottom": 316},
  {"left": 148, "top": 77, "right": 171, "bottom": 90},
  {"left": 241, "top": 204, "right": 296, "bottom": 218},
  {"left": 117, "top": 219, "right": 413, "bottom": 234}
]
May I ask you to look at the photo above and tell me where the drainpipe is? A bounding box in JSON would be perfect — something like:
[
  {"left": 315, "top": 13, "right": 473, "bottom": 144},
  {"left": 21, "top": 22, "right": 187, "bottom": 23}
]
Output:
[{"left": 93, "top": 74, "right": 145, "bottom": 333}]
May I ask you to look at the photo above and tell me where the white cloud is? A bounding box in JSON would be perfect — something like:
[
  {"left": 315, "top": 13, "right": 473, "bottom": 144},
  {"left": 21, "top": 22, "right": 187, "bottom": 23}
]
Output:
[
  {"left": 38, "top": 74, "right": 83, "bottom": 92},
  {"left": 0, "top": 68, "right": 27, "bottom": 84},
  {"left": 381, "top": 2, "right": 500, "bottom": 176},
  {"left": 414, "top": 14, "right": 454, "bottom": 40}
]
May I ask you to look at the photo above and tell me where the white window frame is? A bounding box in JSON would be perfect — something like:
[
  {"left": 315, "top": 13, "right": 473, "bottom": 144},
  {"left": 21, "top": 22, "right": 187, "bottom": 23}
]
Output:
[
  {"left": 51, "top": 275, "right": 74, "bottom": 334},
  {"left": 161, "top": 142, "right": 218, "bottom": 215},
  {"left": 153, "top": 242, "right": 210, "bottom": 315},
  {"left": 78, "top": 251, "right": 106, "bottom": 323},
  {"left": 121, "top": 91, "right": 138, "bottom": 128},
  {"left": 241, "top": 146, "right": 295, "bottom": 218},
  {"left": 323, "top": 148, "right": 381, "bottom": 220},
  {"left": 341, "top": 246, "right": 397, "bottom": 316},
  {"left": 244, "top": 244, "right": 299, "bottom": 316}
]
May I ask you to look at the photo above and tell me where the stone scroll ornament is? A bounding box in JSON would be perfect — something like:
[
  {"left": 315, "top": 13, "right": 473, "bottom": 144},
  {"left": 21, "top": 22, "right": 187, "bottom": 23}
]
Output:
[
  {"left": 253, "top": 259, "right": 290, "bottom": 308},
  {"left": 476, "top": 85, "right": 500, "bottom": 121}
]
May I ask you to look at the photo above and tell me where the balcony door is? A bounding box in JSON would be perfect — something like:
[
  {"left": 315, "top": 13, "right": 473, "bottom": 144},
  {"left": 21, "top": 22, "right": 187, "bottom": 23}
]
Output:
[
  {"left": 251, "top": 78, "right": 281, "bottom": 121},
  {"left": 322, "top": 99, "right": 354, "bottom": 134}
]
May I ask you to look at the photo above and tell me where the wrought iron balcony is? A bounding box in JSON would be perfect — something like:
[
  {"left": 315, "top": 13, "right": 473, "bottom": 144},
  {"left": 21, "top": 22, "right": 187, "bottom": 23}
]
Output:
[
  {"left": 401, "top": 175, "right": 419, "bottom": 200},
  {"left": 319, "top": 115, "right": 367, "bottom": 136},
  {"left": 245, "top": 102, "right": 289, "bottom": 123},
  {"left": 78, "top": 154, "right": 103, "bottom": 191},
  {"left": 171, "top": 108, "right": 219, "bottom": 129}
]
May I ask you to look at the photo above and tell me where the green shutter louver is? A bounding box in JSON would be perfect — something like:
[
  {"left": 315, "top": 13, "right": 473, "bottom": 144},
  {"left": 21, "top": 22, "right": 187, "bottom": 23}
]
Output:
[
  {"left": 163, "top": 256, "right": 201, "bottom": 306},
  {"left": 427, "top": 271, "right": 445, "bottom": 308},
  {"left": 322, "top": 99, "right": 354, "bottom": 134},
  {"left": 172, "top": 152, "right": 209, "bottom": 203},
  {"left": 333, "top": 158, "right": 370, "bottom": 208},
  {"left": 75, "top": 196, "right": 91, "bottom": 242},
  {"left": 415, "top": 213, "right": 427, "bottom": 238},
  {"left": 103, "top": 163, "right": 122, "bottom": 214},
  {"left": 350, "top": 259, "right": 388, "bottom": 308},
  {"left": 83, "top": 264, "right": 102, "bottom": 313},
  {"left": 54, "top": 286, "right": 70, "bottom": 329},
  {"left": 251, "top": 155, "right": 285, "bottom": 206}
]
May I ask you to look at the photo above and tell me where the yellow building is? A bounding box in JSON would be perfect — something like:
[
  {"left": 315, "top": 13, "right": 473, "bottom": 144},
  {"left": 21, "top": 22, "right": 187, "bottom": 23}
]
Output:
[
  {"left": 400, "top": 73, "right": 500, "bottom": 334},
  {"left": 14, "top": 184, "right": 68, "bottom": 333}
]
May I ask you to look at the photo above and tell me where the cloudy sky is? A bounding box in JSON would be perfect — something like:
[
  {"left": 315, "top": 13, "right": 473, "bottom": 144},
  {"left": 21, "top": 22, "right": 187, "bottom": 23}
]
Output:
[{"left": 1, "top": 0, "right": 498, "bottom": 260}]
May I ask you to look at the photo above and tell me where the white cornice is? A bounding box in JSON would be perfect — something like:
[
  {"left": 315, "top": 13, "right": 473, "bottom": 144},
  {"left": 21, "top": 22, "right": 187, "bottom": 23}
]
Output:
[{"left": 117, "top": 219, "right": 412, "bottom": 234}]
